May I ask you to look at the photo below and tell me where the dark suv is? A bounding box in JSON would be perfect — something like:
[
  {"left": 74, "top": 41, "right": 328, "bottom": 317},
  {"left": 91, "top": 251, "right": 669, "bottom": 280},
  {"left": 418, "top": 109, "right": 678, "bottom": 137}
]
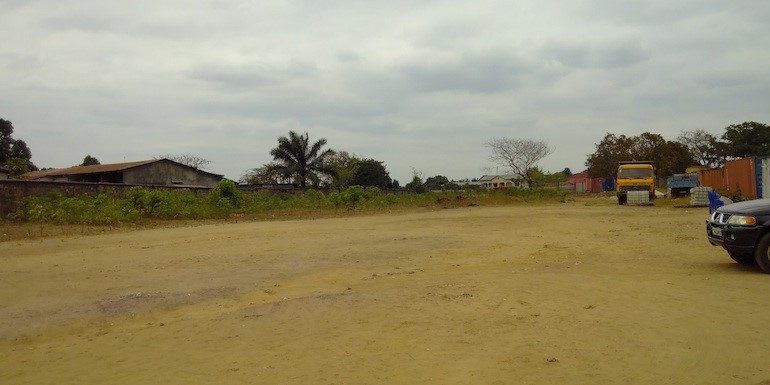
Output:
[{"left": 706, "top": 199, "right": 770, "bottom": 272}]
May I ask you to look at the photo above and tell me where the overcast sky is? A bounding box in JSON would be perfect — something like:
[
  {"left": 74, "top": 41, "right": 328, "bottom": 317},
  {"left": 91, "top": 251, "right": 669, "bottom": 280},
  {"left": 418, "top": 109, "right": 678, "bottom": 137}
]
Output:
[{"left": 2, "top": 0, "right": 770, "bottom": 182}]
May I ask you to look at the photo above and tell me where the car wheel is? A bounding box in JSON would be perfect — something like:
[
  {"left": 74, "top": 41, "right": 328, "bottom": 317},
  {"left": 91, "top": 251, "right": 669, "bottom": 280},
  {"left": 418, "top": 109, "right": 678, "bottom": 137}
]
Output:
[
  {"left": 728, "top": 251, "right": 756, "bottom": 265},
  {"left": 754, "top": 233, "right": 770, "bottom": 273}
]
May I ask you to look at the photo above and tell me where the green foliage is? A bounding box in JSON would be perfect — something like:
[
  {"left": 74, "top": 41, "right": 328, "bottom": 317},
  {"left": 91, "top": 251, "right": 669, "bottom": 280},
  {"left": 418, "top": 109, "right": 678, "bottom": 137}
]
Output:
[
  {"left": 586, "top": 132, "right": 695, "bottom": 178},
  {"left": 81, "top": 155, "right": 100, "bottom": 166},
  {"left": 349, "top": 159, "right": 392, "bottom": 188},
  {"left": 4, "top": 157, "right": 29, "bottom": 178},
  {"left": 721, "top": 121, "right": 770, "bottom": 158},
  {"left": 0, "top": 118, "right": 36, "bottom": 171},
  {"left": 327, "top": 186, "right": 383, "bottom": 207},
  {"left": 269, "top": 131, "right": 336, "bottom": 187},
  {"left": 212, "top": 179, "right": 241, "bottom": 207},
  {"left": 12, "top": 185, "right": 566, "bottom": 225},
  {"left": 424, "top": 175, "right": 457, "bottom": 190},
  {"left": 529, "top": 168, "right": 566, "bottom": 188},
  {"left": 405, "top": 174, "right": 426, "bottom": 194}
]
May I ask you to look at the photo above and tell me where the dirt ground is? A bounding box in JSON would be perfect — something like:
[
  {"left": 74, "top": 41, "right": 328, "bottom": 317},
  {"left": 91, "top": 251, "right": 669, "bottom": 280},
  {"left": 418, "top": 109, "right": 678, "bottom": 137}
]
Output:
[{"left": 3, "top": 200, "right": 770, "bottom": 384}]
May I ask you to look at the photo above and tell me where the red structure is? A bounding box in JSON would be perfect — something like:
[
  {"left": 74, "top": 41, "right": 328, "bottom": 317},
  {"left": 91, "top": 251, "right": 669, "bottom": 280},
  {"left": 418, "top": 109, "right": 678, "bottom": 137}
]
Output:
[{"left": 567, "top": 171, "right": 605, "bottom": 193}]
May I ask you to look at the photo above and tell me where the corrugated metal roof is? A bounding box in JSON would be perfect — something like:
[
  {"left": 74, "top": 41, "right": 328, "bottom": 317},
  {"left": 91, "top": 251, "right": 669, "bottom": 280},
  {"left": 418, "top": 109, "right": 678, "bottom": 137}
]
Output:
[
  {"left": 22, "top": 159, "right": 224, "bottom": 180},
  {"left": 22, "top": 160, "right": 158, "bottom": 180}
]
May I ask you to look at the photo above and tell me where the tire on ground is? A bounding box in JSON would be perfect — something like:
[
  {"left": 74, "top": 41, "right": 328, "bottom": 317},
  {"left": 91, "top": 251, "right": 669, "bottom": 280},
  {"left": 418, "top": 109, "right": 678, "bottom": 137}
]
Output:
[
  {"left": 754, "top": 233, "right": 770, "bottom": 273},
  {"left": 728, "top": 251, "right": 756, "bottom": 265}
]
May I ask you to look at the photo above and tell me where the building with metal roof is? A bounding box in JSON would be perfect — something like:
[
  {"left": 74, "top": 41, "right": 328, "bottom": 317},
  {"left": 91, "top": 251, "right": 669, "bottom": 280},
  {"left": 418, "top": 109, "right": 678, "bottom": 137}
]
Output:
[{"left": 22, "top": 159, "right": 223, "bottom": 187}]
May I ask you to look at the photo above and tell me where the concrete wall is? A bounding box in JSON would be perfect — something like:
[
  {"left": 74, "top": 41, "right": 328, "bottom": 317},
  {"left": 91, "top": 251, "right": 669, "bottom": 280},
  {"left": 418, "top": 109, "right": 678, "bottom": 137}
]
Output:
[
  {"left": 0, "top": 180, "right": 216, "bottom": 217},
  {"left": 123, "top": 160, "right": 222, "bottom": 187}
]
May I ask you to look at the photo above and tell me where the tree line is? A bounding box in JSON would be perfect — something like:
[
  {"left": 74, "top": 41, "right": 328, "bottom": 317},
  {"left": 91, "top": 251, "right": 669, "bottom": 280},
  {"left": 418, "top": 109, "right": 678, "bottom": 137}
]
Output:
[
  {"left": 240, "top": 131, "right": 402, "bottom": 190},
  {"left": 586, "top": 121, "right": 770, "bottom": 178}
]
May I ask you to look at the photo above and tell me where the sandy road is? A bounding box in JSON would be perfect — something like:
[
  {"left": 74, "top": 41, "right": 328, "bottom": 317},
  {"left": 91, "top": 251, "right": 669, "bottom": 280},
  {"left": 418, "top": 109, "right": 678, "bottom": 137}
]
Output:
[{"left": 2, "top": 202, "right": 770, "bottom": 384}]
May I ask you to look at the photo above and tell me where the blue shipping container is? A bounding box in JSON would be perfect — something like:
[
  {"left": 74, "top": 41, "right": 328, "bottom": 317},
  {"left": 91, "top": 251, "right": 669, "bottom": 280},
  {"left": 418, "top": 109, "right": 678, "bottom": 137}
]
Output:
[{"left": 757, "top": 156, "right": 769, "bottom": 199}]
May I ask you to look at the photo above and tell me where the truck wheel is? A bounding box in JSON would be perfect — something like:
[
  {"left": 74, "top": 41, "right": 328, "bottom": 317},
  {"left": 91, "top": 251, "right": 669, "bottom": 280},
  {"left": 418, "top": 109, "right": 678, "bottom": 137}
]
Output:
[
  {"left": 617, "top": 195, "right": 626, "bottom": 205},
  {"left": 728, "top": 251, "right": 756, "bottom": 265},
  {"left": 754, "top": 233, "right": 770, "bottom": 273}
]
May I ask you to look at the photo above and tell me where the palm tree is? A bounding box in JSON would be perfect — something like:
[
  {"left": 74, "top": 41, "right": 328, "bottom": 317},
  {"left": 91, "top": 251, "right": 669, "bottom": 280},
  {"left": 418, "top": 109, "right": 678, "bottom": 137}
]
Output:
[{"left": 269, "top": 131, "right": 336, "bottom": 188}]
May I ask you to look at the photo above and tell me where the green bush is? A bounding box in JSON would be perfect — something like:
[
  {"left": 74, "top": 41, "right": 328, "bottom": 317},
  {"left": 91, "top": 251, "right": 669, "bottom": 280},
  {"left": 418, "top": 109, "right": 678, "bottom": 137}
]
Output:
[
  {"left": 211, "top": 179, "right": 241, "bottom": 207},
  {"left": 11, "top": 185, "right": 565, "bottom": 224},
  {"left": 329, "top": 185, "right": 376, "bottom": 208}
]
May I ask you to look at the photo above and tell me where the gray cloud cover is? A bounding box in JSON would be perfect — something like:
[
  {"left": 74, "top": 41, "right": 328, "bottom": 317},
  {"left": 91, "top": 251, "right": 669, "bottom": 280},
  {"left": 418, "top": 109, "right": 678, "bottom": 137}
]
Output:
[{"left": 2, "top": 0, "right": 770, "bottom": 181}]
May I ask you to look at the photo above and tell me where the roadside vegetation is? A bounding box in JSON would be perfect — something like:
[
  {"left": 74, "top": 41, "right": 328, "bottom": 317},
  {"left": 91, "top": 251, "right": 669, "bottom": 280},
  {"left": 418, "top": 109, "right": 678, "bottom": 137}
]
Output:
[{"left": 8, "top": 180, "right": 567, "bottom": 226}]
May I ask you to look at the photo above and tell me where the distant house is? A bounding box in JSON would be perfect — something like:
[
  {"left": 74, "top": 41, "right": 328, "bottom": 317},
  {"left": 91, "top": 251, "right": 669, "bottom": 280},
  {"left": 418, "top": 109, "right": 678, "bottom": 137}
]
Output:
[
  {"left": 22, "top": 159, "right": 223, "bottom": 188},
  {"left": 0, "top": 166, "right": 9, "bottom": 180},
  {"left": 477, "top": 174, "right": 529, "bottom": 189}
]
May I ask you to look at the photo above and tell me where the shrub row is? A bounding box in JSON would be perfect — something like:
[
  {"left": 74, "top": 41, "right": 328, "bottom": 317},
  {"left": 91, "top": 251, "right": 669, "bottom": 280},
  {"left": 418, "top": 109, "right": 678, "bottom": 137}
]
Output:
[{"left": 12, "top": 180, "right": 566, "bottom": 225}]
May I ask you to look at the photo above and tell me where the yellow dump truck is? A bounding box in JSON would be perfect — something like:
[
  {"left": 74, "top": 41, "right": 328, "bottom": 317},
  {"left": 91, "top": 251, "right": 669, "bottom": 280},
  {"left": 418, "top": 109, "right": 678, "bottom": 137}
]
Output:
[{"left": 616, "top": 161, "right": 656, "bottom": 205}]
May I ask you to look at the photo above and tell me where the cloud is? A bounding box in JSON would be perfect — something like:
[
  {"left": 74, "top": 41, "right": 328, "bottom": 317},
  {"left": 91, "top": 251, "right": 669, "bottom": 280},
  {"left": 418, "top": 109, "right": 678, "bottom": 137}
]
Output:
[
  {"left": 187, "top": 61, "right": 318, "bottom": 89},
  {"left": 395, "top": 51, "right": 533, "bottom": 93},
  {"left": 543, "top": 41, "right": 649, "bottom": 69},
  {"left": 1, "top": 0, "right": 769, "bottom": 181}
]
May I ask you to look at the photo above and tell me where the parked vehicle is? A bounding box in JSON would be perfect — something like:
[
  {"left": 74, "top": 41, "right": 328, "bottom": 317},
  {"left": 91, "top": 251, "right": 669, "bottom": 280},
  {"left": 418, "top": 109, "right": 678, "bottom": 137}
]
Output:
[
  {"left": 667, "top": 173, "right": 699, "bottom": 197},
  {"left": 706, "top": 199, "right": 770, "bottom": 272},
  {"left": 616, "top": 161, "right": 655, "bottom": 205}
]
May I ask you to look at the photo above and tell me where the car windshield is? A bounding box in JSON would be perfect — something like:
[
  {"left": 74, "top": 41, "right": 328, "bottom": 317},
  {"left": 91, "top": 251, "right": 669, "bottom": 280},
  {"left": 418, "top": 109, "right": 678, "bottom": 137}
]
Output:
[{"left": 618, "top": 168, "right": 653, "bottom": 179}]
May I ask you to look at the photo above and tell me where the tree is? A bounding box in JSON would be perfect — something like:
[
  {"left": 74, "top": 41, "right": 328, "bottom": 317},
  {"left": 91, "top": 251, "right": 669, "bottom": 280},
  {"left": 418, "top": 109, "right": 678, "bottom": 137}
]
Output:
[
  {"left": 4, "top": 157, "right": 29, "bottom": 178},
  {"left": 240, "top": 162, "right": 287, "bottom": 185},
  {"left": 586, "top": 132, "right": 694, "bottom": 178},
  {"left": 677, "top": 129, "right": 725, "bottom": 168},
  {"left": 721, "top": 121, "right": 770, "bottom": 158},
  {"left": 1, "top": 118, "right": 36, "bottom": 171},
  {"left": 81, "top": 155, "right": 100, "bottom": 166},
  {"left": 585, "top": 134, "right": 634, "bottom": 178},
  {"left": 405, "top": 168, "right": 426, "bottom": 193},
  {"left": 424, "top": 175, "right": 457, "bottom": 190},
  {"left": 530, "top": 167, "right": 567, "bottom": 188},
  {"left": 0, "top": 119, "right": 13, "bottom": 164},
  {"left": 561, "top": 168, "right": 572, "bottom": 177},
  {"left": 155, "top": 154, "right": 211, "bottom": 169},
  {"left": 486, "top": 138, "right": 553, "bottom": 187},
  {"left": 324, "top": 151, "right": 360, "bottom": 190},
  {"left": 349, "top": 158, "right": 392, "bottom": 188},
  {"left": 269, "top": 131, "right": 336, "bottom": 188}
]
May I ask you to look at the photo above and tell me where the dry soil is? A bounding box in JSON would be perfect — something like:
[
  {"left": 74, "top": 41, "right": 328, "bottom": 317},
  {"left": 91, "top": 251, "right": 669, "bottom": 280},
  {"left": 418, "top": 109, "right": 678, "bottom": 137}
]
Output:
[{"left": 2, "top": 201, "right": 770, "bottom": 384}]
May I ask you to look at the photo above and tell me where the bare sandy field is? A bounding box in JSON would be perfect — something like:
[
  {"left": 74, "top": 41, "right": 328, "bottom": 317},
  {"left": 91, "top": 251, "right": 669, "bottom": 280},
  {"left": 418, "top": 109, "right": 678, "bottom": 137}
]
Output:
[{"left": 2, "top": 201, "right": 770, "bottom": 384}]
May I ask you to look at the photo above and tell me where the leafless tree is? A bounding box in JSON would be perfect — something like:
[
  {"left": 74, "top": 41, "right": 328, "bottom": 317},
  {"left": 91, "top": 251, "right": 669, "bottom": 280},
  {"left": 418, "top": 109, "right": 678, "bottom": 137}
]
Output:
[
  {"left": 676, "top": 129, "right": 725, "bottom": 168},
  {"left": 155, "top": 154, "right": 211, "bottom": 169},
  {"left": 485, "top": 138, "right": 553, "bottom": 186},
  {"left": 240, "top": 162, "right": 288, "bottom": 185}
]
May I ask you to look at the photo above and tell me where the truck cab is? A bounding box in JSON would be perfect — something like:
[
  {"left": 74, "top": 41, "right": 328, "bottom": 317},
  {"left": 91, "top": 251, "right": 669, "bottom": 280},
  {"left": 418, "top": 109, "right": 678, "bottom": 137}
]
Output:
[
  {"left": 616, "top": 162, "right": 656, "bottom": 205},
  {"left": 667, "top": 173, "right": 699, "bottom": 197}
]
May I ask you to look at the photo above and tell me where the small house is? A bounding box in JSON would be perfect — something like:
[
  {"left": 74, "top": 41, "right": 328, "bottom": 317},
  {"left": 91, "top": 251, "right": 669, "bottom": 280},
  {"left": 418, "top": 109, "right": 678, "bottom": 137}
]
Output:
[{"left": 477, "top": 174, "right": 529, "bottom": 189}]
